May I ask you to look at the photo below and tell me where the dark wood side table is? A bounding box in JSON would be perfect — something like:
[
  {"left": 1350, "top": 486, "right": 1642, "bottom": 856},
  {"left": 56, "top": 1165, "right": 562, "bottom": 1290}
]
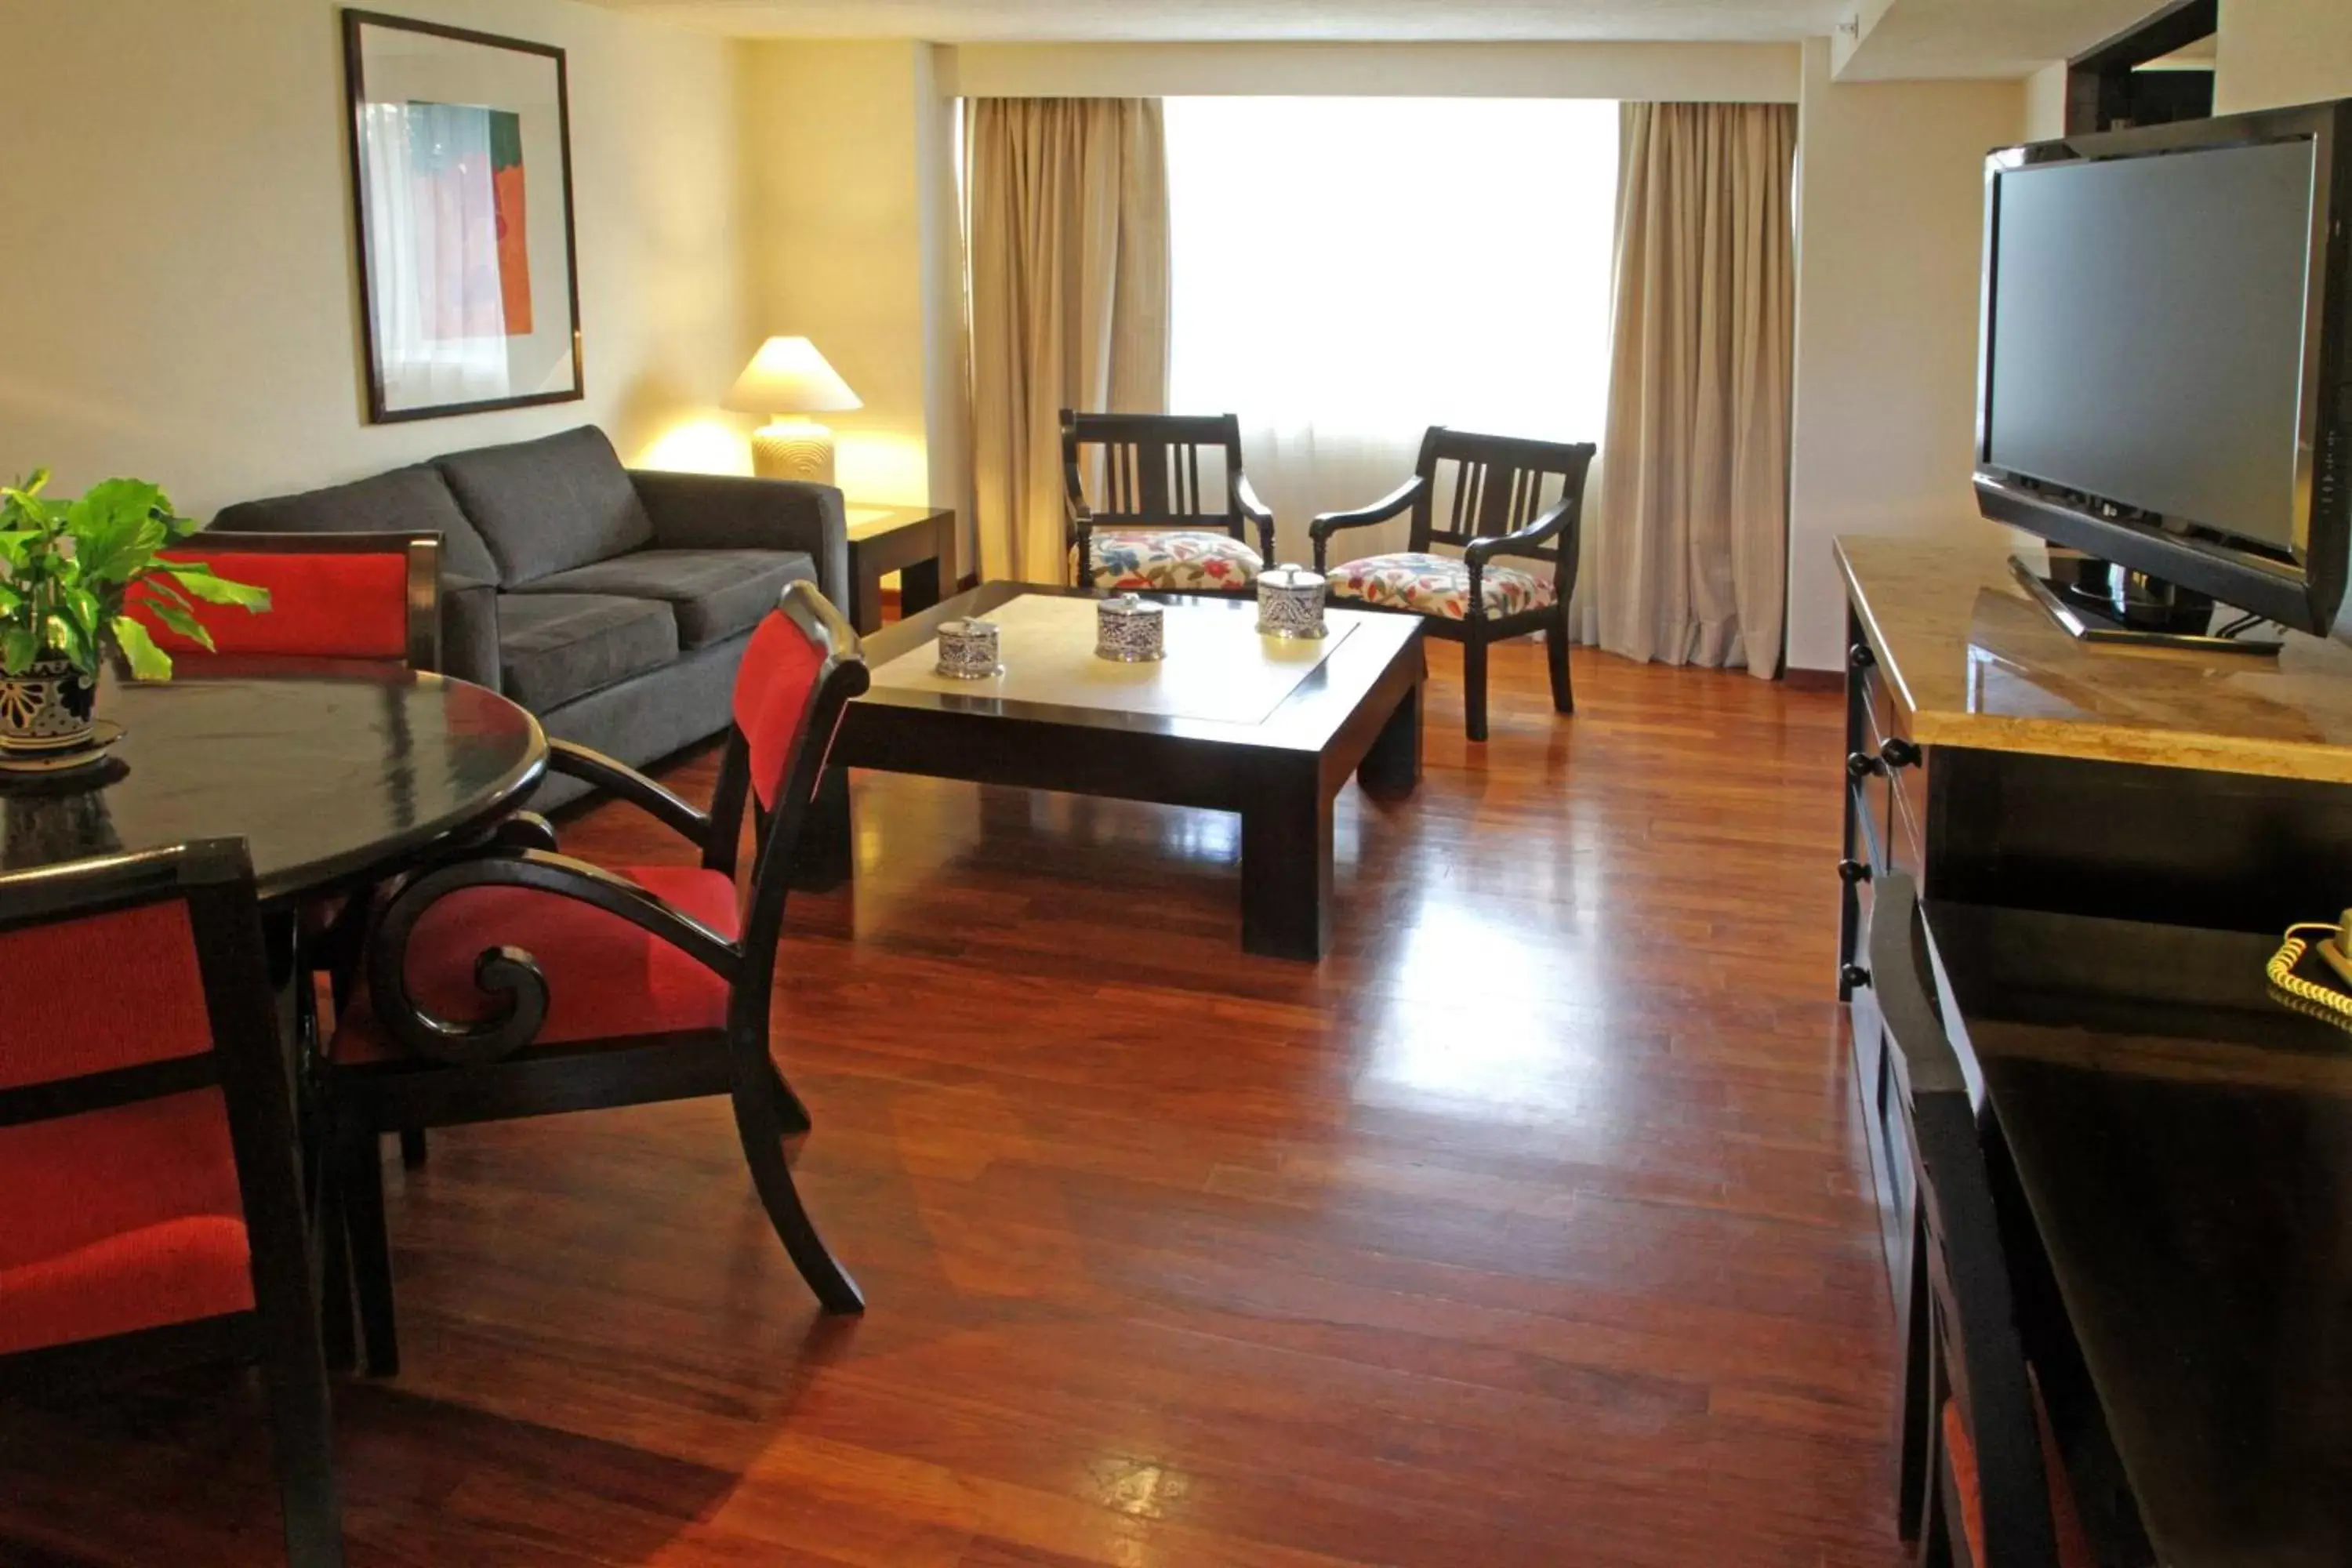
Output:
[{"left": 844, "top": 504, "right": 958, "bottom": 634}]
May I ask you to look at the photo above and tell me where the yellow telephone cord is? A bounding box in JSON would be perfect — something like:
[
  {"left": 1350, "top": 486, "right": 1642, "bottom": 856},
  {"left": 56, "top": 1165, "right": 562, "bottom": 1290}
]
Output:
[{"left": 2266, "top": 923, "right": 2352, "bottom": 1024}]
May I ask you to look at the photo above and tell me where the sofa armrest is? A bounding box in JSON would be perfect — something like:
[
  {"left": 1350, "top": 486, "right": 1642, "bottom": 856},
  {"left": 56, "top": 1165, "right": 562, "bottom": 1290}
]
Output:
[
  {"left": 628, "top": 470, "right": 850, "bottom": 609},
  {"left": 440, "top": 574, "right": 502, "bottom": 693}
]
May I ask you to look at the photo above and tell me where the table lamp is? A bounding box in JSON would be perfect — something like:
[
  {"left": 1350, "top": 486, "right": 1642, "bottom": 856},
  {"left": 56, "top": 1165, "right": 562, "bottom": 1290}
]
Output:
[{"left": 723, "top": 336, "right": 862, "bottom": 485}]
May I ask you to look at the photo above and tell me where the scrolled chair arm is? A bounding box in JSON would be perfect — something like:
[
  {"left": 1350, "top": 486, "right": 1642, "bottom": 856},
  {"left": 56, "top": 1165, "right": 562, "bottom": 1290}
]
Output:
[
  {"left": 546, "top": 739, "right": 710, "bottom": 847},
  {"left": 365, "top": 847, "right": 742, "bottom": 1067},
  {"left": 1463, "top": 494, "right": 1581, "bottom": 568},
  {"left": 1234, "top": 473, "right": 1277, "bottom": 561}
]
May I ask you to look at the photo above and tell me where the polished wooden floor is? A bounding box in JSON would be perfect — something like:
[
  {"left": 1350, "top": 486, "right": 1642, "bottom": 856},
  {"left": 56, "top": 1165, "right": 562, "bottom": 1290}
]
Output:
[{"left": 0, "top": 641, "right": 1896, "bottom": 1567}]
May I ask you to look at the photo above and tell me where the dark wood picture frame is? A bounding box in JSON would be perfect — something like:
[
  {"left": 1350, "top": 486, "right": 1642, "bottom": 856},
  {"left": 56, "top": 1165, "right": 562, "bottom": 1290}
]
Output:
[{"left": 341, "top": 9, "right": 585, "bottom": 423}]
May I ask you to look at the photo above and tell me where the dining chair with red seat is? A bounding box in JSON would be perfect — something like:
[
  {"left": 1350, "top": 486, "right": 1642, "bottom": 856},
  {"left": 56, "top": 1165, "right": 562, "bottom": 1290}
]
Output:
[
  {"left": 1867, "top": 873, "right": 2099, "bottom": 1568},
  {"left": 129, "top": 528, "right": 441, "bottom": 674},
  {"left": 0, "top": 840, "right": 344, "bottom": 1567},
  {"left": 323, "top": 581, "right": 869, "bottom": 1375}
]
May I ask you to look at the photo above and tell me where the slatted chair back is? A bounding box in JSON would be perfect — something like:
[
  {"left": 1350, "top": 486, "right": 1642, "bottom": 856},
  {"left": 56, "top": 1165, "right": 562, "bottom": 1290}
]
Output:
[
  {"left": 132, "top": 529, "right": 441, "bottom": 673},
  {"left": 1061, "top": 410, "right": 1250, "bottom": 538},
  {"left": 0, "top": 840, "right": 343, "bottom": 1566},
  {"left": 1870, "top": 873, "right": 2063, "bottom": 1568},
  {"left": 1407, "top": 428, "right": 1597, "bottom": 576}
]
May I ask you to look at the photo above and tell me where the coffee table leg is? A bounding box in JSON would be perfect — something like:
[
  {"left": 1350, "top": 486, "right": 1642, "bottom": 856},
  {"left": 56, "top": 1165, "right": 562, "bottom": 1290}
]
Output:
[
  {"left": 900, "top": 554, "right": 944, "bottom": 619},
  {"left": 793, "top": 764, "right": 853, "bottom": 891},
  {"left": 1358, "top": 677, "right": 1423, "bottom": 797},
  {"left": 1242, "top": 763, "right": 1333, "bottom": 960}
]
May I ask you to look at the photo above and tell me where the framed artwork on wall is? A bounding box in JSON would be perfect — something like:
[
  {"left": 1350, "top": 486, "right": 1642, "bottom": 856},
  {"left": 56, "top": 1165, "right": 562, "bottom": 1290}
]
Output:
[{"left": 342, "top": 9, "right": 584, "bottom": 423}]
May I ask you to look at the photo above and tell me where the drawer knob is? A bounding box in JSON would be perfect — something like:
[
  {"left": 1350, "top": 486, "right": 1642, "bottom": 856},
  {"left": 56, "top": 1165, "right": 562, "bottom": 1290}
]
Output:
[
  {"left": 1846, "top": 750, "right": 1885, "bottom": 779},
  {"left": 1878, "top": 738, "right": 1921, "bottom": 770},
  {"left": 1840, "top": 964, "right": 1872, "bottom": 992},
  {"left": 1838, "top": 858, "right": 1872, "bottom": 885},
  {"left": 1849, "top": 642, "right": 1875, "bottom": 670}
]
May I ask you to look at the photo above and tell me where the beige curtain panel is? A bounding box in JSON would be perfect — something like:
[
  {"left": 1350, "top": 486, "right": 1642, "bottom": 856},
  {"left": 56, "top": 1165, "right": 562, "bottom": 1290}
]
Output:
[
  {"left": 1592, "top": 102, "right": 1797, "bottom": 676},
  {"left": 965, "top": 98, "right": 1171, "bottom": 585}
]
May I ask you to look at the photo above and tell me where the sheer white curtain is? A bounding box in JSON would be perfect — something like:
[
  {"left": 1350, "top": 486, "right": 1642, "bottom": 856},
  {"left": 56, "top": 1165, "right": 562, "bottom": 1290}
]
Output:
[
  {"left": 1166, "top": 97, "right": 1618, "bottom": 572},
  {"left": 360, "top": 101, "right": 510, "bottom": 409}
]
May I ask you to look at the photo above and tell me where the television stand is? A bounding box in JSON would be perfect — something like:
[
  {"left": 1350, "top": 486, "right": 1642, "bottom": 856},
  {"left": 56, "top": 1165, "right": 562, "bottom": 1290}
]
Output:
[{"left": 2009, "top": 551, "right": 2281, "bottom": 655}]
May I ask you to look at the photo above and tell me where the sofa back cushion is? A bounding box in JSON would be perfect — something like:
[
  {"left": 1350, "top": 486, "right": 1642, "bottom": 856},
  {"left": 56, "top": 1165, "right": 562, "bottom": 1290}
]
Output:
[
  {"left": 212, "top": 464, "right": 499, "bottom": 583},
  {"left": 435, "top": 426, "right": 655, "bottom": 585}
]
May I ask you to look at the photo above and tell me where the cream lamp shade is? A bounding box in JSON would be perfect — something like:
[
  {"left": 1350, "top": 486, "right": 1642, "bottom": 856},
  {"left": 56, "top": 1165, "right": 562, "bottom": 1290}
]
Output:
[{"left": 723, "top": 336, "right": 861, "bottom": 485}]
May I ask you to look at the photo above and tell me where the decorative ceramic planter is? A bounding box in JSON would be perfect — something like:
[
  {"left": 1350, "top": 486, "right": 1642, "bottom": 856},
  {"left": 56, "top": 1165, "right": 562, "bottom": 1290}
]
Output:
[
  {"left": 1257, "top": 563, "right": 1329, "bottom": 639},
  {"left": 1095, "top": 594, "right": 1166, "bottom": 662},
  {"left": 0, "top": 653, "right": 98, "bottom": 756}
]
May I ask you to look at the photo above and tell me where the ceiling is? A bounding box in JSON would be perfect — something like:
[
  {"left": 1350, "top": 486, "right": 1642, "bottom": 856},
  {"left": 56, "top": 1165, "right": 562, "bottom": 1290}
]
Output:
[
  {"left": 577, "top": 0, "right": 1846, "bottom": 44},
  {"left": 1835, "top": 0, "right": 2178, "bottom": 80}
]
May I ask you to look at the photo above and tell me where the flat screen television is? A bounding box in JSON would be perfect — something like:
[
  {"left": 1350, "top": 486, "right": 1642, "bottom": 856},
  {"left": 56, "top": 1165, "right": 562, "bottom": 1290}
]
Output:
[{"left": 1975, "top": 100, "right": 2352, "bottom": 644}]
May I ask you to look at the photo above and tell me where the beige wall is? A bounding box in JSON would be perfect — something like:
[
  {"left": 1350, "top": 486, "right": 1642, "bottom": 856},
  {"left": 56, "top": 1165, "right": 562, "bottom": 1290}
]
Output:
[
  {"left": 737, "top": 40, "right": 960, "bottom": 508},
  {"left": 944, "top": 41, "right": 1802, "bottom": 102},
  {"left": 1786, "top": 39, "right": 2023, "bottom": 671},
  {"left": 2215, "top": 0, "right": 2352, "bottom": 111},
  {"left": 0, "top": 0, "right": 744, "bottom": 521},
  {"left": 2024, "top": 59, "right": 2071, "bottom": 138}
]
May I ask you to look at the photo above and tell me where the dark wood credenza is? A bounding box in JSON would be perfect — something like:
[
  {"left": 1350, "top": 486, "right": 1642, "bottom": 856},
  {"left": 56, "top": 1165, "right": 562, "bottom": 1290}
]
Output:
[{"left": 1834, "top": 536, "right": 2352, "bottom": 1331}]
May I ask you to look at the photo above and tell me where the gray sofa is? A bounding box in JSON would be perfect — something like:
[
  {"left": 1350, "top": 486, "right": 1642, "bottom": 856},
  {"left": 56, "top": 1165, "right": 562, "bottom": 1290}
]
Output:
[{"left": 214, "top": 425, "right": 848, "bottom": 809}]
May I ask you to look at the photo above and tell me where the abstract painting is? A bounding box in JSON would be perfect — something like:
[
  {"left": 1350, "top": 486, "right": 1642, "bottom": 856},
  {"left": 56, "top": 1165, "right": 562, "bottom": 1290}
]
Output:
[{"left": 343, "top": 12, "right": 582, "bottom": 423}]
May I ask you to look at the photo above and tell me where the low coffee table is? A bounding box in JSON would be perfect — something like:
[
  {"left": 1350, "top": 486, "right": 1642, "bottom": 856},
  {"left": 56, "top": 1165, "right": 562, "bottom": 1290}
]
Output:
[{"left": 802, "top": 583, "right": 1426, "bottom": 959}]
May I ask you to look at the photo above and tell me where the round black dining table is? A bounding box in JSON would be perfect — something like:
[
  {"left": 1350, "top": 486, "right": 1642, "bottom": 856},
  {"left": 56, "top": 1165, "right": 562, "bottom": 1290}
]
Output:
[{"left": 0, "top": 673, "right": 546, "bottom": 904}]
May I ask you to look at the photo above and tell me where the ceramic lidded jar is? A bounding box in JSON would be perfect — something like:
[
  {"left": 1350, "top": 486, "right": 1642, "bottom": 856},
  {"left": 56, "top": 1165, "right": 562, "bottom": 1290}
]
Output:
[
  {"left": 1094, "top": 593, "right": 1166, "bottom": 662},
  {"left": 1256, "top": 563, "right": 1328, "bottom": 639},
  {"left": 935, "top": 618, "right": 1002, "bottom": 679}
]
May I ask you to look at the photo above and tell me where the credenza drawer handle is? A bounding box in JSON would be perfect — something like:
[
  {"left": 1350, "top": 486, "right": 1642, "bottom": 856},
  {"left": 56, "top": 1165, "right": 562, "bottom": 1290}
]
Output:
[
  {"left": 1840, "top": 963, "right": 1871, "bottom": 992},
  {"left": 1847, "top": 750, "right": 1885, "bottom": 779},
  {"left": 1849, "top": 642, "right": 1875, "bottom": 670},
  {"left": 1838, "top": 858, "right": 1872, "bottom": 884},
  {"left": 1878, "top": 738, "right": 1921, "bottom": 770}
]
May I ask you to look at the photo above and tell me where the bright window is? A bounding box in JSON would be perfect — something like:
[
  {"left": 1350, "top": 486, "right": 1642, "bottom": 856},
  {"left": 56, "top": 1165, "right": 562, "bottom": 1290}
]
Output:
[{"left": 1166, "top": 96, "right": 1620, "bottom": 557}]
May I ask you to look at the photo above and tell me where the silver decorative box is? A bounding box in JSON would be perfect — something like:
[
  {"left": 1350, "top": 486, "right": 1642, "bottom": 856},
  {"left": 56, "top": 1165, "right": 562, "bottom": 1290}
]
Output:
[
  {"left": 1257, "top": 563, "right": 1328, "bottom": 639},
  {"left": 935, "top": 617, "right": 1002, "bottom": 679},
  {"left": 1094, "top": 593, "right": 1166, "bottom": 662}
]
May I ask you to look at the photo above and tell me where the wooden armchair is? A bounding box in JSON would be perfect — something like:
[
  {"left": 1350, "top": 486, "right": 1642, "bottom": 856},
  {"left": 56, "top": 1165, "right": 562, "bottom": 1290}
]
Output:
[
  {"left": 1310, "top": 428, "right": 1594, "bottom": 742},
  {"left": 1062, "top": 409, "right": 1275, "bottom": 594},
  {"left": 1862, "top": 874, "right": 2096, "bottom": 1568},
  {"left": 323, "top": 583, "right": 871, "bottom": 1376}
]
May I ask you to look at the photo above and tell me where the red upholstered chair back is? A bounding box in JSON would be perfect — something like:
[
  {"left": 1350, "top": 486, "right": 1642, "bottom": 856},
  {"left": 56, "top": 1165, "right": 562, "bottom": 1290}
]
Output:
[
  {"left": 0, "top": 841, "right": 306, "bottom": 1359},
  {"left": 129, "top": 530, "right": 441, "bottom": 672},
  {"left": 713, "top": 583, "right": 867, "bottom": 966}
]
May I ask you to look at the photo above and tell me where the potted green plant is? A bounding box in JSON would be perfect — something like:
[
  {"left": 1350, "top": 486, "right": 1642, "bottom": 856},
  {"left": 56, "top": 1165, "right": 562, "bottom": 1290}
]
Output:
[{"left": 0, "top": 470, "right": 270, "bottom": 758}]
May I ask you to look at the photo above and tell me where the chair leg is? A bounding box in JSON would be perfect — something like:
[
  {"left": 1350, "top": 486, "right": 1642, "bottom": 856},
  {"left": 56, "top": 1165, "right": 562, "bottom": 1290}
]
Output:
[
  {"left": 398, "top": 1129, "right": 428, "bottom": 1168},
  {"left": 1546, "top": 612, "right": 1574, "bottom": 715},
  {"left": 254, "top": 1304, "right": 347, "bottom": 1568},
  {"left": 1464, "top": 633, "right": 1490, "bottom": 743},
  {"left": 338, "top": 1127, "right": 401, "bottom": 1377},
  {"left": 731, "top": 1062, "right": 863, "bottom": 1315},
  {"left": 770, "top": 1063, "right": 813, "bottom": 1136},
  {"left": 315, "top": 1171, "right": 358, "bottom": 1376}
]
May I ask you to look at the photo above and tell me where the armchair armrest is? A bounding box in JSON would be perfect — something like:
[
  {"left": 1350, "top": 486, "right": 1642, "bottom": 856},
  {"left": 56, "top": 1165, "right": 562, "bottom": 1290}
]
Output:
[
  {"left": 367, "top": 847, "right": 741, "bottom": 1065},
  {"left": 1235, "top": 473, "right": 1276, "bottom": 561},
  {"left": 439, "top": 573, "right": 502, "bottom": 691},
  {"left": 1308, "top": 476, "right": 1428, "bottom": 569},
  {"left": 628, "top": 470, "right": 850, "bottom": 611},
  {"left": 545, "top": 739, "right": 711, "bottom": 847},
  {"left": 1464, "top": 494, "right": 1581, "bottom": 568}
]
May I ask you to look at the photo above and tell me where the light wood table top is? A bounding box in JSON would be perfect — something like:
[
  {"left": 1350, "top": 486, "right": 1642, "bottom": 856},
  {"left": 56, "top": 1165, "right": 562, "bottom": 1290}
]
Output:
[{"left": 1837, "top": 535, "right": 2352, "bottom": 783}]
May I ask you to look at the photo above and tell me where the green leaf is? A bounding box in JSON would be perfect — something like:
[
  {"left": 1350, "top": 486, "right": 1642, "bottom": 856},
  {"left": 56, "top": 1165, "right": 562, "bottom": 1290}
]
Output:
[
  {"left": 111, "top": 614, "right": 173, "bottom": 681},
  {"left": 163, "top": 562, "right": 270, "bottom": 611},
  {"left": 141, "top": 598, "right": 216, "bottom": 652},
  {"left": 1, "top": 626, "right": 37, "bottom": 675}
]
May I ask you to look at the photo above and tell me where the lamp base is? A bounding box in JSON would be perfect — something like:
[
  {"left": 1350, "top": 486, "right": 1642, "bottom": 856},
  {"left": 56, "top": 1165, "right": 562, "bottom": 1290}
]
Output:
[{"left": 751, "top": 420, "right": 836, "bottom": 485}]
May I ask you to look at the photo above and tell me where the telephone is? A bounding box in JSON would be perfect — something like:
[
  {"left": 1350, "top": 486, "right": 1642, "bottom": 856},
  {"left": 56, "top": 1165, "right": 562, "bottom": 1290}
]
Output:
[{"left": 2266, "top": 914, "right": 2352, "bottom": 1025}]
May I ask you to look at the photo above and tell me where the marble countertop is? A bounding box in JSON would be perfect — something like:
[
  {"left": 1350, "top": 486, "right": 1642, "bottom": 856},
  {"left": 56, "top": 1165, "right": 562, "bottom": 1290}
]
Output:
[{"left": 1836, "top": 535, "right": 2352, "bottom": 784}]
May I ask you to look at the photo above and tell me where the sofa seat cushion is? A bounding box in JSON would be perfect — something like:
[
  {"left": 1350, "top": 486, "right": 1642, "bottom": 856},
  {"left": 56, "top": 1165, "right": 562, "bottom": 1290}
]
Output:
[
  {"left": 211, "top": 463, "right": 501, "bottom": 583},
  {"left": 498, "top": 593, "right": 678, "bottom": 712},
  {"left": 513, "top": 549, "right": 815, "bottom": 650},
  {"left": 436, "top": 426, "right": 656, "bottom": 584},
  {"left": 1327, "top": 551, "right": 1557, "bottom": 619},
  {"left": 1078, "top": 529, "right": 1263, "bottom": 591}
]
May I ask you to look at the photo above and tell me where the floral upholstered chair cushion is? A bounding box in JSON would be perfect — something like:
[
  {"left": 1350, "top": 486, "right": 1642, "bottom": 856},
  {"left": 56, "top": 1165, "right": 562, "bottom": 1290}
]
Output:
[
  {"left": 1077, "top": 530, "right": 1264, "bottom": 592},
  {"left": 1327, "top": 552, "right": 1558, "bottom": 619}
]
